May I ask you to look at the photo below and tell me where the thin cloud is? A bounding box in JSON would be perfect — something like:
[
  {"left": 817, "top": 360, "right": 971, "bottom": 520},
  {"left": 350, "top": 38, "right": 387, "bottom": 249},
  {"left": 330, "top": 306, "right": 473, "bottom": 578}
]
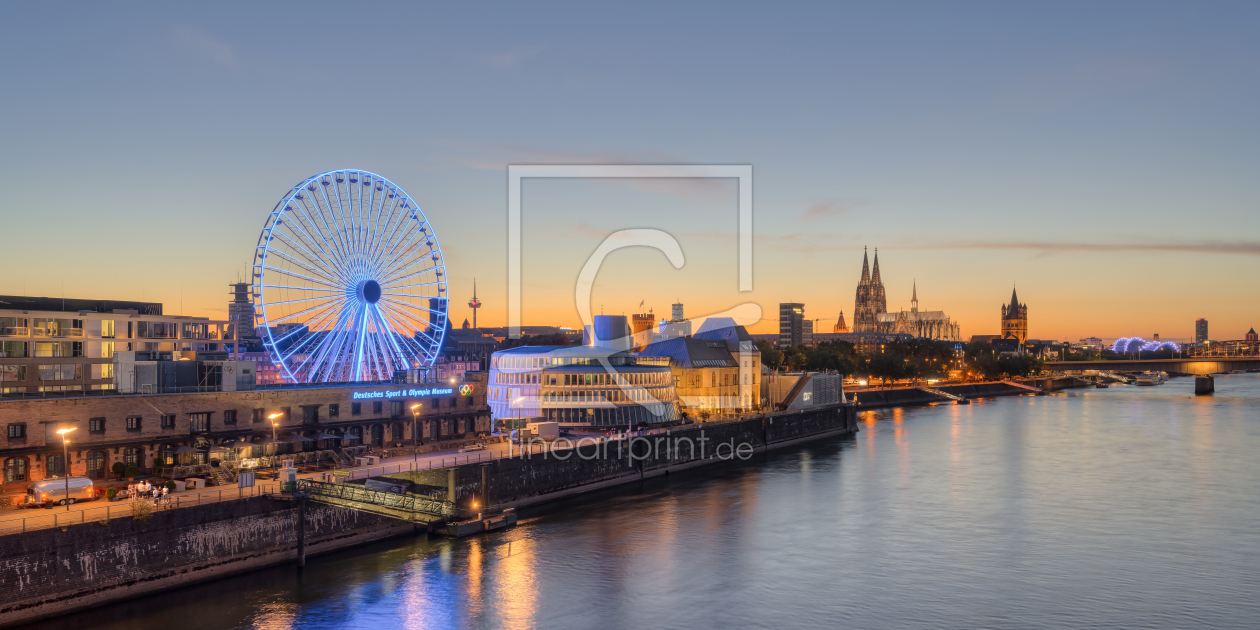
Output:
[
  {"left": 801, "top": 199, "right": 865, "bottom": 221},
  {"left": 171, "top": 25, "right": 235, "bottom": 66},
  {"left": 902, "top": 240, "right": 1260, "bottom": 256}
]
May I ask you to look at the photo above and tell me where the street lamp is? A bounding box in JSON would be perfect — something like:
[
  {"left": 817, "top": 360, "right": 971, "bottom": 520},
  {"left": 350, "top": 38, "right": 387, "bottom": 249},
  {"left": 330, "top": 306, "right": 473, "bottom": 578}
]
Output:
[
  {"left": 56, "top": 428, "right": 76, "bottom": 511},
  {"left": 411, "top": 403, "right": 422, "bottom": 462},
  {"left": 268, "top": 413, "right": 282, "bottom": 468}
]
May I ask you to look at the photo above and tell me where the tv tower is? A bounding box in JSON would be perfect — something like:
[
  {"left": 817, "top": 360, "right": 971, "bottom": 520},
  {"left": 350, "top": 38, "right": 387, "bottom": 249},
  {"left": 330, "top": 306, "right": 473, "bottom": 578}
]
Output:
[{"left": 468, "top": 279, "right": 482, "bottom": 330}]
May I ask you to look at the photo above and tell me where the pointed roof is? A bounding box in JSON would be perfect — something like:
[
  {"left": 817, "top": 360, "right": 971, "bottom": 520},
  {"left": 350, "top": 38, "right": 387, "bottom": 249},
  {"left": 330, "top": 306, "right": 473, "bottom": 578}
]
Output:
[
  {"left": 1249, "top": 327, "right": 1257, "bottom": 335},
  {"left": 911, "top": 280, "right": 917, "bottom": 302},
  {"left": 871, "top": 248, "right": 883, "bottom": 285},
  {"left": 860, "top": 247, "right": 870, "bottom": 284},
  {"left": 1009, "top": 285, "right": 1020, "bottom": 309},
  {"left": 836, "top": 310, "right": 847, "bottom": 329}
]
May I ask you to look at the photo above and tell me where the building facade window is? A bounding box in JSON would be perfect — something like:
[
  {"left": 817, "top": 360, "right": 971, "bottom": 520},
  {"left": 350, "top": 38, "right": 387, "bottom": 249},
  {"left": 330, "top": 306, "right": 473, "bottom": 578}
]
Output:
[
  {"left": 372, "top": 401, "right": 382, "bottom": 415},
  {"left": 46, "top": 454, "right": 65, "bottom": 477},
  {"left": 161, "top": 414, "right": 176, "bottom": 429},
  {"left": 329, "top": 404, "right": 339, "bottom": 417},
  {"left": 89, "top": 417, "right": 106, "bottom": 433},
  {"left": 123, "top": 447, "right": 142, "bottom": 468},
  {"left": 126, "top": 416, "right": 142, "bottom": 431},
  {"left": 4, "top": 457, "right": 29, "bottom": 483},
  {"left": 351, "top": 402, "right": 362, "bottom": 416},
  {"left": 87, "top": 450, "right": 106, "bottom": 479},
  {"left": 223, "top": 410, "right": 237, "bottom": 425},
  {"left": 7, "top": 423, "right": 25, "bottom": 439},
  {"left": 390, "top": 400, "right": 403, "bottom": 418},
  {"left": 252, "top": 408, "right": 264, "bottom": 423},
  {"left": 189, "top": 413, "right": 209, "bottom": 433}
]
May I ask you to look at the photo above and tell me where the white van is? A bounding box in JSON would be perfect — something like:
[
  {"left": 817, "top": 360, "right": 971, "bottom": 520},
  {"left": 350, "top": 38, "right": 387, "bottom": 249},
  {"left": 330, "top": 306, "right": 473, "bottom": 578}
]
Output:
[{"left": 24, "top": 477, "right": 97, "bottom": 508}]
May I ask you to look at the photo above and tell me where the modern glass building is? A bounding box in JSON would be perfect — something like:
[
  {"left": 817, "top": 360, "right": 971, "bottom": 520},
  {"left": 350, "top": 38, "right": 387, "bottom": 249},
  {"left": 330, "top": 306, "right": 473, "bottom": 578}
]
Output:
[{"left": 488, "top": 346, "right": 679, "bottom": 427}]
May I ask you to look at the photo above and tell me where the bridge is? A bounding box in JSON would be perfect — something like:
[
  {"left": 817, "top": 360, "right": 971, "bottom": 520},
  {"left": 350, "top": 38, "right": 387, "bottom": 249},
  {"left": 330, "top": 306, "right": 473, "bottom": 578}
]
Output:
[
  {"left": 296, "top": 478, "right": 455, "bottom": 523},
  {"left": 1045, "top": 357, "right": 1260, "bottom": 375}
]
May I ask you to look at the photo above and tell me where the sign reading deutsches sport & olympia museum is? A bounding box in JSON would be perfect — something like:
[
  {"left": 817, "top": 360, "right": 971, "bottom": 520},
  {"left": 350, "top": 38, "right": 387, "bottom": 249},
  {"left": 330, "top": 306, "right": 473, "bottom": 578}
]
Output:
[{"left": 351, "top": 387, "right": 458, "bottom": 400}]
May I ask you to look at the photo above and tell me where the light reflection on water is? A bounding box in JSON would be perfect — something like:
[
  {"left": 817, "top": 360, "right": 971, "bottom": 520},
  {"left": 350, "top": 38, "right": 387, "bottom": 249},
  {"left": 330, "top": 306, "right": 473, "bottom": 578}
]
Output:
[{"left": 25, "top": 375, "right": 1260, "bottom": 630}]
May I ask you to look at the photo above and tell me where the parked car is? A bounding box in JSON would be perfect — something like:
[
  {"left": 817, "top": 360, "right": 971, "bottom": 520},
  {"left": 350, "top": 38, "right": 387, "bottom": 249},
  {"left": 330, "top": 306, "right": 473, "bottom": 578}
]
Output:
[{"left": 23, "top": 477, "right": 97, "bottom": 508}]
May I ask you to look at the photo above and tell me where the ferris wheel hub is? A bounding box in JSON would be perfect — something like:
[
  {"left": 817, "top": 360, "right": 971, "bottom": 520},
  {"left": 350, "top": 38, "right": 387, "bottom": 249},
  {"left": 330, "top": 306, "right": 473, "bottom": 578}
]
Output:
[{"left": 357, "top": 280, "right": 382, "bottom": 304}]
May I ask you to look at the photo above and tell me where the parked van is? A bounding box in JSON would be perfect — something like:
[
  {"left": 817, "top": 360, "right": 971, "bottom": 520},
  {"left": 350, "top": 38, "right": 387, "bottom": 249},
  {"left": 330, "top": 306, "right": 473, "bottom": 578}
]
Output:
[{"left": 24, "top": 477, "right": 97, "bottom": 508}]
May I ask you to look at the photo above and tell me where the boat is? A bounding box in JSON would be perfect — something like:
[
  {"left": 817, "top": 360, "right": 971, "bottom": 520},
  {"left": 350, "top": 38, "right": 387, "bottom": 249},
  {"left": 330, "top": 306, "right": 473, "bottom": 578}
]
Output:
[
  {"left": 1135, "top": 371, "right": 1166, "bottom": 386},
  {"left": 1231, "top": 370, "right": 1245, "bottom": 374},
  {"left": 1095, "top": 383, "right": 1109, "bottom": 388}
]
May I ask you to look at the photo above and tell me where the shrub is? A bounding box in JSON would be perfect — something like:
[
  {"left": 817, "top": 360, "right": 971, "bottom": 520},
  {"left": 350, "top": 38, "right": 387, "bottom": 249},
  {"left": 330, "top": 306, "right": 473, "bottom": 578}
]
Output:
[
  {"left": 131, "top": 499, "right": 152, "bottom": 521},
  {"left": 125, "top": 465, "right": 139, "bottom": 479},
  {"left": 111, "top": 462, "right": 126, "bottom": 479},
  {"left": 165, "top": 480, "right": 176, "bottom": 491},
  {"left": 106, "top": 487, "right": 117, "bottom": 500}
]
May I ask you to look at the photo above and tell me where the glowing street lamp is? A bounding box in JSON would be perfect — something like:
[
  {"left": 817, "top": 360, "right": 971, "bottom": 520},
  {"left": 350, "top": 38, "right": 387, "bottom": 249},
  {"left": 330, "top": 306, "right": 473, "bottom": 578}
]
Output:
[
  {"left": 56, "top": 428, "right": 76, "bottom": 511},
  {"left": 268, "top": 413, "right": 282, "bottom": 467},
  {"left": 411, "top": 403, "right": 422, "bottom": 462}
]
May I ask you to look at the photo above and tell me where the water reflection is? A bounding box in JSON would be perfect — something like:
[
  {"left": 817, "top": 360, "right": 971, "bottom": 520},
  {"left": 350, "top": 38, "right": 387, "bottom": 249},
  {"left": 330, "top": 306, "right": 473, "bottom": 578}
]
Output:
[{"left": 25, "top": 376, "right": 1260, "bottom": 630}]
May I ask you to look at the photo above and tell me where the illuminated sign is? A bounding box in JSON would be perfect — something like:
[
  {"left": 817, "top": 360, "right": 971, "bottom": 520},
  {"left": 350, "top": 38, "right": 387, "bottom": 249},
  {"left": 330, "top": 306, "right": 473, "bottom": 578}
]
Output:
[
  {"left": 351, "top": 388, "right": 454, "bottom": 400},
  {"left": 459, "top": 384, "right": 473, "bottom": 395}
]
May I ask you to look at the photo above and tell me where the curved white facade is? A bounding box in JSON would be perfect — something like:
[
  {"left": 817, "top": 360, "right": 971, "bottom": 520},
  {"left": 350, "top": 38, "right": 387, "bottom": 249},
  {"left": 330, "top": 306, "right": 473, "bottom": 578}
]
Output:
[{"left": 488, "top": 346, "right": 679, "bottom": 426}]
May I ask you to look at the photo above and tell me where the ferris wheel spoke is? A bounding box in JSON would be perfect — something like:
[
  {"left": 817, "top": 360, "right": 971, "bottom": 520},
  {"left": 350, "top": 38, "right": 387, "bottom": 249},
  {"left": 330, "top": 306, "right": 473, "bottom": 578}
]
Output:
[
  {"left": 330, "top": 176, "right": 363, "bottom": 275},
  {"left": 374, "top": 227, "right": 431, "bottom": 282},
  {"left": 364, "top": 183, "right": 397, "bottom": 270},
  {"left": 315, "top": 180, "right": 361, "bottom": 277},
  {"left": 293, "top": 305, "right": 356, "bottom": 380},
  {"left": 375, "top": 305, "right": 431, "bottom": 360},
  {"left": 260, "top": 263, "right": 344, "bottom": 291},
  {"left": 265, "top": 296, "right": 342, "bottom": 325},
  {"left": 273, "top": 213, "right": 355, "bottom": 285},
  {"left": 380, "top": 267, "right": 439, "bottom": 287},
  {"left": 298, "top": 190, "right": 355, "bottom": 278},
  {"left": 377, "top": 298, "right": 443, "bottom": 348},
  {"left": 365, "top": 196, "right": 411, "bottom": 276}
]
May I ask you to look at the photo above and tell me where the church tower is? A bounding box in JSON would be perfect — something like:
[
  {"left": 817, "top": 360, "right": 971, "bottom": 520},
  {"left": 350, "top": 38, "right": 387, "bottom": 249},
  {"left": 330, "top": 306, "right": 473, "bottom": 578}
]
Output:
[
  {"left": 853, "top": 247, "right": 888, "bottom": 333},
  {"left": 833, "top": 310, "right": 850, "bottom": 333},
  {"left": 1001, "top": 286, "right": 1028, "bottom": 343}
]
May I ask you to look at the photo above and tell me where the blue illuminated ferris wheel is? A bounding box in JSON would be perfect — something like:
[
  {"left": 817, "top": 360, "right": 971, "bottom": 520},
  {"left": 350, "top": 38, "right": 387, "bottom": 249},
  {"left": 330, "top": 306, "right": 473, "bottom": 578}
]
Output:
[{"left": 251, "top": 170, "right": 448, "bottom": 383}]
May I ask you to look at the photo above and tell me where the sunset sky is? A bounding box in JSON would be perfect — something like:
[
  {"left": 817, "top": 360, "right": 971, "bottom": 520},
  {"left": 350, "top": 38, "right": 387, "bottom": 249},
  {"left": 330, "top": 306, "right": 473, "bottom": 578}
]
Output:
[{"left": 1, "top": 3, "right": 1257, "bottom": 342}]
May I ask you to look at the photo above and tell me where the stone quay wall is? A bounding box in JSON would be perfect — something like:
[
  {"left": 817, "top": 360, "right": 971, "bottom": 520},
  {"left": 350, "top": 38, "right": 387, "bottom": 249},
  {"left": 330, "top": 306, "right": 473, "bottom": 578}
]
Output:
[
  {"left": 0, "top": 496, "right": 415, "bottom": 627},
  {"left": 385, "top": 403, "right": 860, "bottom": 513}
]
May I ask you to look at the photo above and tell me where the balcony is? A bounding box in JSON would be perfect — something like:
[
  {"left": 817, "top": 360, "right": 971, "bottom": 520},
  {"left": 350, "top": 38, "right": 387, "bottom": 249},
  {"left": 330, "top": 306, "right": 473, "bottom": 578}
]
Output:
[
  {"left": 32, "top": 328, "right": 83, "bottom": 338},
  {"left": 0, "top": 327, "right": 29, "bottom": 337}
]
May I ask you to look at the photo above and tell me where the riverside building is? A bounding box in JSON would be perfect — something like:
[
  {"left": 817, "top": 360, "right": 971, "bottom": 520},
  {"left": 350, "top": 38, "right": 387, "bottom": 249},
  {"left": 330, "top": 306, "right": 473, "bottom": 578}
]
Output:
[
  {"left": 0, "top": 374, "right": 490, "bottom": 496},
  {"left": 487, "top": 346, "right": 679, "bottom": 427},
  {"left": 0, "top": 295, "right": 229, "bottom": 395}
]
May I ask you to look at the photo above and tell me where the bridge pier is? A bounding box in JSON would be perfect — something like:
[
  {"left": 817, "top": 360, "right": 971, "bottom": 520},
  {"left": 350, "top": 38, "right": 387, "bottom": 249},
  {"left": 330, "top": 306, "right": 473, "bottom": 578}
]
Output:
[{"left": 1196, "top": 375, "right": 1215, "bottom": 395}]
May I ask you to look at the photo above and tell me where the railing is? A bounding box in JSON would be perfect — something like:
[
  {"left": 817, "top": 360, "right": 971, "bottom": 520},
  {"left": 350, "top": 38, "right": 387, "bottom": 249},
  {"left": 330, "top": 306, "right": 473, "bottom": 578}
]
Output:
[
  {"left": 298, "top": 478, "right": 455, "bottom": 518},
  {"left": 0, "top": 327, "right": 29, "bottom": 336},
  {"left": 0, "top": 483, "right": 281, "bottom": 536}
]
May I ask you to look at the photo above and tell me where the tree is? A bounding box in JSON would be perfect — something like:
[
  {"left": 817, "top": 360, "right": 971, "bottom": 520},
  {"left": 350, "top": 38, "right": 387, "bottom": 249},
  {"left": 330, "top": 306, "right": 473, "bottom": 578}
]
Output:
[
  {"left": 755, "top": 340, "right": 783, "bottom": 370},
  {"left": 111, "top": 461, "right": 126, "bottom": 480}
]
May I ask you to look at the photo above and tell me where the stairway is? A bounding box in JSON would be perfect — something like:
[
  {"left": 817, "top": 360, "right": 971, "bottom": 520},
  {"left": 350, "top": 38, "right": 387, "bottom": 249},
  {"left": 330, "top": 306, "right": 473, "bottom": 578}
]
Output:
[
  {"left": 213, "top": 466, "right": 235, "bottom": 487},
  {"left": 918, "top": 387, "right": 965, "bottom": 402}
]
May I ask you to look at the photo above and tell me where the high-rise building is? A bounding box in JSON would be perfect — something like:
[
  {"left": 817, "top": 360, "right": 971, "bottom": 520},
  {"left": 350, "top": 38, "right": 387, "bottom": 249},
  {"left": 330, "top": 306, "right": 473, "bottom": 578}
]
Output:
[
  {"left": 660, "top": 302, "right": 692, "bottom": 338},
  {"left": 853, "top": 247, "right": 887, "bottom": 333},
  {"left": 1001, "top": 286, "right": 1028, "bottom": 343},
  {"left": 228, "top": 283, "right": 257, "bottom": 343},
  {"left": 779, "top": 303, "right": 807, "bottom": 347},
  {"left": 1195, "top": 319, "right": 1209, "bottom": 343},
  {"left": 584, "top": 314, "right": 632, "bottom": 351},
  {"left": 671, "top": 302, "right": 684, "bottom": 321}
]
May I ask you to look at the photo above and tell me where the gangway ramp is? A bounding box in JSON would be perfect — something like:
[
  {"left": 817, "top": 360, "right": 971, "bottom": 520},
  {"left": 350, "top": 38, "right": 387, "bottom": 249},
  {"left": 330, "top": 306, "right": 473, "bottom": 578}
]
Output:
[{"left": 297, "top": 479, "right": 455, "bottom": 523}]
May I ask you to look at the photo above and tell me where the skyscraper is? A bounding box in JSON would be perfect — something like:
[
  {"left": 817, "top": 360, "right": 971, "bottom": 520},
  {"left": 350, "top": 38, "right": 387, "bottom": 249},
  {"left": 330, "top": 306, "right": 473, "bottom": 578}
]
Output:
[
  {"left": 1195, "top": 318, "right": 1209, "bottom": 343},
  {"left": 779, "top": 303, "right": 806, "bottom": 347},
  {"left": 853, "top": 247, "right": 887, "bottom": 333}
]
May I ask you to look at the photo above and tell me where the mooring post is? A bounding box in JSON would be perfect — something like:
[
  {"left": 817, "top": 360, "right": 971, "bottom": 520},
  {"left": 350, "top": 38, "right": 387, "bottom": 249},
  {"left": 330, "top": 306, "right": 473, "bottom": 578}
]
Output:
[
  {"left": 447, "top": 468, "right": 457, "bottom": 505},
  {"left": 296, "top": 494, "right": 307, "bottom": 568},
  {"left": 480, "top": 463, "right": 489, "bottom": 512}
]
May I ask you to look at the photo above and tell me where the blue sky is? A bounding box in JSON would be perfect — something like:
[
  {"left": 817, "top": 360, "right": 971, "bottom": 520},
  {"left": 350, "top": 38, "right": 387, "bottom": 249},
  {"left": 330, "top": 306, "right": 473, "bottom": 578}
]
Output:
[{"left": 0, "top": 2, "right": 1256, "bottom": 340}]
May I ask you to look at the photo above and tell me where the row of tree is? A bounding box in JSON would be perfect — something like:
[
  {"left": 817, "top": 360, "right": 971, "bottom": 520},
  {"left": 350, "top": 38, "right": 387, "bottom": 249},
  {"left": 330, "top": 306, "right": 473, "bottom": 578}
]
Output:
[{"left": 756, "top": 339, "right": 1042, "bottom": 383}]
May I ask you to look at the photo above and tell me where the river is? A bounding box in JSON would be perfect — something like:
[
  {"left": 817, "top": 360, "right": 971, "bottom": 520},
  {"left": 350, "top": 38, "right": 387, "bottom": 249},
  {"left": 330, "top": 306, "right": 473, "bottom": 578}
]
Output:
[{"left": 27, "top": 375, "right": 1260, "bottom": 629}]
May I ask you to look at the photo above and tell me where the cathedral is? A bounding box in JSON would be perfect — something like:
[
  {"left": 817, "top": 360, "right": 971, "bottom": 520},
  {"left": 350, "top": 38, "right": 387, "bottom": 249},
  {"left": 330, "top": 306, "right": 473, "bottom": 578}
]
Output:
[
  {"left": 852, "top": 247, "right": 887, "bottom": 333},
  {"left": 849, "top": 248, "right": 962, "bottom": 342},
  {"left": 1001, "top": 286, "right": 1028, "bottom": 343}
]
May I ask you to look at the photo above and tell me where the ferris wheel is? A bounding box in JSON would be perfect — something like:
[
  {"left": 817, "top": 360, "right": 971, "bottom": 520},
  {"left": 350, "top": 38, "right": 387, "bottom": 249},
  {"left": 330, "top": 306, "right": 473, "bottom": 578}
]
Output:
[{"left": 251, "top": 169, "right": 448, "bottom": 383}]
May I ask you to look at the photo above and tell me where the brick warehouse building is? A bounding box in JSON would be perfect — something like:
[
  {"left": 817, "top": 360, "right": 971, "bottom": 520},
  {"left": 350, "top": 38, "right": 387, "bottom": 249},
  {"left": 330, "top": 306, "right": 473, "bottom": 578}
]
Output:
[{"left": 0, "top": 374, "right": 491, "bottom": 494}]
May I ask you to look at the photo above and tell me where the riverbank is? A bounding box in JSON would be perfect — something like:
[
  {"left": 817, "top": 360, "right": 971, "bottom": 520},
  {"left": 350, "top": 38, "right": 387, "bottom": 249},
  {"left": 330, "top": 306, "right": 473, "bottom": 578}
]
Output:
[{"left": 0, "top": 403, "right": 858, "bottom": 627}]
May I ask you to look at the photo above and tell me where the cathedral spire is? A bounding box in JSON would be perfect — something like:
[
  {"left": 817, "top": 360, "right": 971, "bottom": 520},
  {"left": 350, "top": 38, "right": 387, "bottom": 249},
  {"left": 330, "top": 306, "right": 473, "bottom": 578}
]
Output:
[
  {"left": 860, "top": 247, "right": 870, "bottom": 284},
  {"left": 911, "top": 280, "right": 918, "bottom": 313},
  {"left": 1010, "top": 284, "right": 1020, "bottom": 310},
  {"left": 872, "top": 248, "right": 883, "bottom": 285}
]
